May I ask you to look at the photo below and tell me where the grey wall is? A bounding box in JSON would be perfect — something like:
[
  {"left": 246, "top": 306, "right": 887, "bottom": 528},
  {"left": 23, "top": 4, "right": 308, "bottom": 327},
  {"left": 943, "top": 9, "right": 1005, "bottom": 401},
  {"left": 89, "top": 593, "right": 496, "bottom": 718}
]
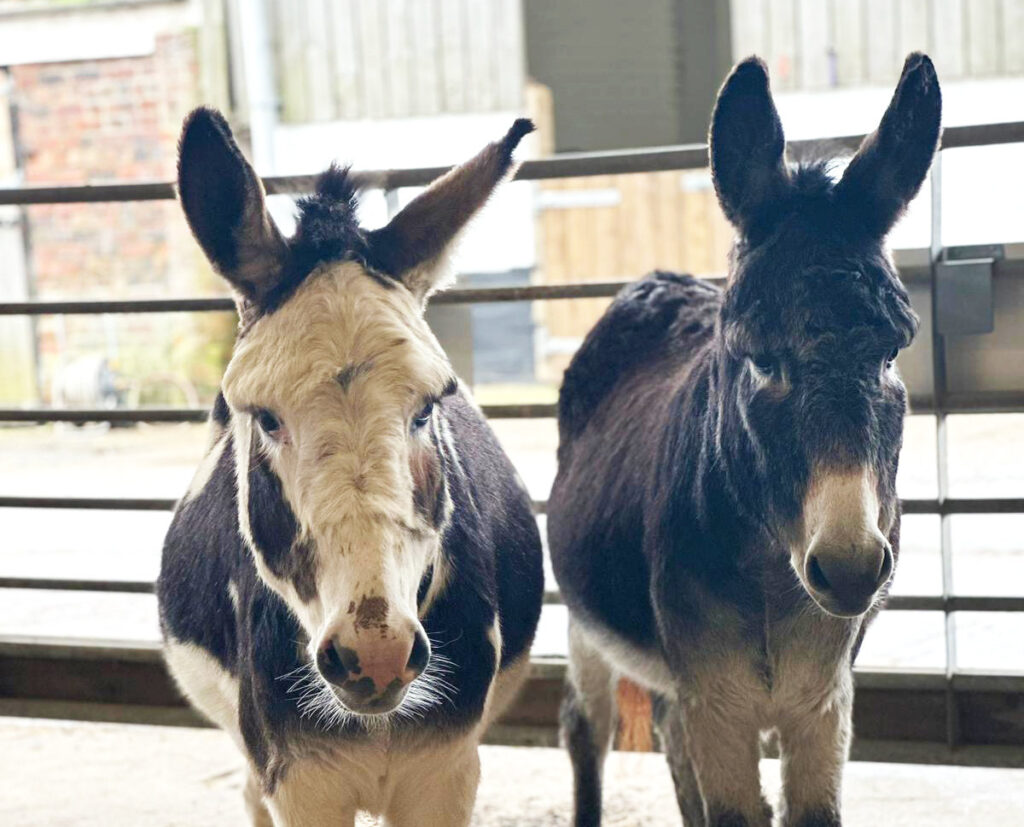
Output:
[{"left": 523, "top": 0, "right": 732, "bottom": 151}]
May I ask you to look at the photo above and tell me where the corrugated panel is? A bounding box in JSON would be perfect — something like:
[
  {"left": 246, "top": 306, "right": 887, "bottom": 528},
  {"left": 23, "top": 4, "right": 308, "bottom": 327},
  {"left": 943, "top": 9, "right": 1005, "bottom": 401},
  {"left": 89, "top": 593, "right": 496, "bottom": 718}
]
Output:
[{"left": 523, "top": 0, "right": 683, "bottom": 152}]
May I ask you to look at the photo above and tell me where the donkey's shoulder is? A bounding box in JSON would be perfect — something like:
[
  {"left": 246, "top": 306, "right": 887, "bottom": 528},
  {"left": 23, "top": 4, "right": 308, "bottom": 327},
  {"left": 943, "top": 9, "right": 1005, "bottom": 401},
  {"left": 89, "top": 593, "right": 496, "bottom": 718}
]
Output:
[{"left": 558, "top": 271, "right": 721, "bottom": 439}]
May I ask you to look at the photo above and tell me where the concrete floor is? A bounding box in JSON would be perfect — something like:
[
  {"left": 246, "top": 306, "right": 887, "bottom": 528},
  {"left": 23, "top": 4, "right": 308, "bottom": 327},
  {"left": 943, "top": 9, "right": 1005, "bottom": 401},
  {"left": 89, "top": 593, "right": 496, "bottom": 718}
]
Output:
[{"left": 1, "top": 718, "right": 1021, "bottom": 826}]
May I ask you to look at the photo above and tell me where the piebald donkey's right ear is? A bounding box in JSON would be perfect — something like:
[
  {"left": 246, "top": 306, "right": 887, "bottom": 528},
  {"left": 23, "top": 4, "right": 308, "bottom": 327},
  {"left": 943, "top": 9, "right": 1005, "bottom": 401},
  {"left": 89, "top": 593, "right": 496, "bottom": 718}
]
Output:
[{"left": 176, "top": 107, "right": 288, "bottom": 312}]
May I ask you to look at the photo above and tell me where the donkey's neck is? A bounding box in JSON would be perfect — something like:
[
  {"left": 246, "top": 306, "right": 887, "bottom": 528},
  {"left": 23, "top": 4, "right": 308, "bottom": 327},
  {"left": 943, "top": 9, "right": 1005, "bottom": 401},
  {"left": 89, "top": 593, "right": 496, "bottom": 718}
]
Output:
[{"left": 659, "top": 326, "right": 770, "bottom": 558}]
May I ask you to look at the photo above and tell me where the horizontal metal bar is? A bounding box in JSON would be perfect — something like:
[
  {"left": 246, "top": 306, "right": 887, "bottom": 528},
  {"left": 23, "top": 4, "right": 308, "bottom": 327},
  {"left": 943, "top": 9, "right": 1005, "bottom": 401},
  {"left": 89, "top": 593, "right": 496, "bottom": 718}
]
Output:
[
  {"left": 0, "top": 403, "right": 556, "bottom": 423},
  {"left": 0, "top": 578, "right": 154, "bottom": 594},
  {"left": 2, "top": 494, "right": 1023, "bottom": 518},
  {"left": 3, "top": 247, "right": 1022, "bottom": 318},
  {"left": 909, "top": 391, "right": 1024, "bottom": 415},
  {"left": 0, "top": 408, "right": 208, "bottom": 423},
  {"left": 937, "top": 120, "right": 1024, "bottom": 150},
  {"left": 1, "top": 122, "right": 1021, "bottom": 206},
  {"left": 0, "top": 281, "right": 637, "bottom": 316},
  {"left": 2, "top": 394, "right": 1022, "bottom": 425},
  {"left": 0, "top": 496, "right": 177, "bottom": 510},
  {"left": 901, "top": 498, "right": 1024, "bottom": 515},
  {"left": 433, "top": 281, "right": 638, "bottom": 304},
  {"left": 0, "top": 297, "right": 236, "bottom": 316},
  {"left": 886, "top": 595, "right": 1024, "bottom": 612},
  {"left": 4, "top": 397, "right": 1024, "bottom": 422},
  {"left": 7, "top": 576, "right": 1022, "bottom": 616}
]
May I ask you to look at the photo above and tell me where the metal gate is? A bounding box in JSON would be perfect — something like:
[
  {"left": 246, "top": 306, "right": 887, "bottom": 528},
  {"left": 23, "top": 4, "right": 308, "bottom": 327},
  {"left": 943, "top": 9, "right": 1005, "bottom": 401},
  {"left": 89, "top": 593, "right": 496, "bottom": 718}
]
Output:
[{"left": 1, "top": 120, "right": 1023, "bottom": 766}]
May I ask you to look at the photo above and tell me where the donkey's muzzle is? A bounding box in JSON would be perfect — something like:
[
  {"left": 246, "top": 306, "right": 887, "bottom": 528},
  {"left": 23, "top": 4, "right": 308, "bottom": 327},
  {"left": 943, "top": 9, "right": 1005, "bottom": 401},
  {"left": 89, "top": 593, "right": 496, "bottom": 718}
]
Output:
[
  {"left": 804, "top": 537, "right": 894, "bottom": 617},
  {"left": 317, "top": 630, "right": 430, "bottom": 713}
]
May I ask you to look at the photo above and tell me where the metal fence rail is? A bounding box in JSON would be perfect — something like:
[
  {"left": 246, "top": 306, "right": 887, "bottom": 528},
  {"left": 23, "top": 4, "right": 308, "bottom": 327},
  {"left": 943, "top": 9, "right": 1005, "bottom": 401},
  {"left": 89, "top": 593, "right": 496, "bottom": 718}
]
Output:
[
  {"left": 2, "top": 121, "right": 1024, "bottom": 761},
  {"left": 2, "top": 121, "right": 1023, "bottom": 205}
]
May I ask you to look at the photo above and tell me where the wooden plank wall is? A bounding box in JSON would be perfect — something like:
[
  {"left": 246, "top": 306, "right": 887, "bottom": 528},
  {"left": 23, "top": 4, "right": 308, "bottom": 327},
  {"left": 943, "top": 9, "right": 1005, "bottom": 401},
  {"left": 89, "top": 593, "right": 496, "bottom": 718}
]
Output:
[
  {"left": 534, "top": 170, "right": 733, "bottom": 378},
  {"left": 527, "top": 85, "right": 733, "bottom": 380},
  {"left": 270, "top": 0, "right": 525, "bottom": 122},
  {"left": 731, "top": 0, "right": 1024, "bottom": 90}
]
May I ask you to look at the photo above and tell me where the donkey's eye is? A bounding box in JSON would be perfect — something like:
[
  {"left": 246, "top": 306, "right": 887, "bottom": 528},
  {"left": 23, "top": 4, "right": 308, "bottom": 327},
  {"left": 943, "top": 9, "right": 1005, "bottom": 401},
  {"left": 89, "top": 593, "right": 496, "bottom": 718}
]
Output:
[
  {"left": 412, "top": 402, "right": 434, "bottom": 431},
  {"left": 886, "top": 347, "right": 900, "bottom": 368},
  {"left": 750, "top": 355, "right": 779, "bottom": 380},
  {"left": 254, "top": 408, "right": 282, "bottom": 437}
]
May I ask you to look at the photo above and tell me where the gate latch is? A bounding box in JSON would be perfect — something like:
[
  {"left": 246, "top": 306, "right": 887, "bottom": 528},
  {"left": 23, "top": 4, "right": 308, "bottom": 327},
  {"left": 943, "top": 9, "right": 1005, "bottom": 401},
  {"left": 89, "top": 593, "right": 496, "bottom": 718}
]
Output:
[{"left": 935, "top": 244, "right": 1002, "bottom": 336}]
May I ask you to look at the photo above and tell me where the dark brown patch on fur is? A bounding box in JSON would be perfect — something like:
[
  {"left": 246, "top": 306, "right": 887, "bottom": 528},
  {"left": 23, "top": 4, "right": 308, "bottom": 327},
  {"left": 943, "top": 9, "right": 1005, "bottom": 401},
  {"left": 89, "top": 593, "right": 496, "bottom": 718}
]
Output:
[
  {"left": 411, "top": 434, "right": 448, "bottom": 528},
  {"left": 336, "top": 360, "right": 374, "bottom": 392},
  {"left": 287, "top": 539, "right": 318, "bottom": 603},
  {"left": 355, "top": 595, "right": 388, "bottom": 630}
]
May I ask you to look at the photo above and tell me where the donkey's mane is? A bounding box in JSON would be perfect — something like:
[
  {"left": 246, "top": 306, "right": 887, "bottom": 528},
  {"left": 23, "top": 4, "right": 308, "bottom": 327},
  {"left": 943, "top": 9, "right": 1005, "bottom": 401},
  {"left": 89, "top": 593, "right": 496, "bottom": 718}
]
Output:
[
  {"left": 787, "top": 159, "right": 840, "bottom": 196},
  {"left": 292, "top": 164, "right": 371, "bottom": 270},
  {"left": 253, "top": 166, "right": 395, "bottom": 316}
]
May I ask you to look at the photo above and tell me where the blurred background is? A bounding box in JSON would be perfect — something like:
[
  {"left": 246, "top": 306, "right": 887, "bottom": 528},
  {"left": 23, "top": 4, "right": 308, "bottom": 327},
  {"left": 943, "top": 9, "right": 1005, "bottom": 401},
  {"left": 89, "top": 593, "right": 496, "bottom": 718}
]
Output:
[{"left": 0, "top": 0, "right": 1023, "bottom": 676}]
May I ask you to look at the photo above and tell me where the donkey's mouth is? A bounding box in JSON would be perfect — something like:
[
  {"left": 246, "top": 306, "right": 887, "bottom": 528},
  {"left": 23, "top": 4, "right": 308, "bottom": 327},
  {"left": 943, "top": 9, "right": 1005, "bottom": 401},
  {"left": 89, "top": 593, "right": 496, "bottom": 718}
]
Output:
[
  {"left": 804, "top": 586, "right": 877, "bottom": 619},
  {"left": 330, "top": 679, "right": 411, "bottom": 716}
]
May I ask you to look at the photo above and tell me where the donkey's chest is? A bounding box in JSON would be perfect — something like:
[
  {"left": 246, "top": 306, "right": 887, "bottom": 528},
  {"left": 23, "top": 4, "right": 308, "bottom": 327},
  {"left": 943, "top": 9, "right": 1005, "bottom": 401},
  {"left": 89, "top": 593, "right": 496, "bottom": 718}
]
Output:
[
  {"left": 678, "top": 588, "right": 858, "bottom": 724},
  {"left": 759, "top": 609, "right": 857, "bottom": 717}
]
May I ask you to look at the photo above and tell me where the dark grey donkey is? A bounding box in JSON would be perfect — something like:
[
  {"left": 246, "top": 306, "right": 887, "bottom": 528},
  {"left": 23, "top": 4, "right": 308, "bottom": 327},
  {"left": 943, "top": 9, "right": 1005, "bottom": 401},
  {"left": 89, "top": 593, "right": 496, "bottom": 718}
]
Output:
[
  {"left": 549, "top": 53, "right": 940, "bottom": 827},
  {"left": 158, "top": 110, "right": 543, "bottom": 825}
]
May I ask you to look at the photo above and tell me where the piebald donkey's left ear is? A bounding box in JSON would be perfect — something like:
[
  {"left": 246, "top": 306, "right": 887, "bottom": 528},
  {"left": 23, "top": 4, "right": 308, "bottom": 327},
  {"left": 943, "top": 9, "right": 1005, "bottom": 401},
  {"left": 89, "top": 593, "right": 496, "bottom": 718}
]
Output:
[
  {"left": 176, "top": 107, "right": 288, "bottom": 314},
  {"left": 367, "top": 118, "right": 535, "bottom": 305}
]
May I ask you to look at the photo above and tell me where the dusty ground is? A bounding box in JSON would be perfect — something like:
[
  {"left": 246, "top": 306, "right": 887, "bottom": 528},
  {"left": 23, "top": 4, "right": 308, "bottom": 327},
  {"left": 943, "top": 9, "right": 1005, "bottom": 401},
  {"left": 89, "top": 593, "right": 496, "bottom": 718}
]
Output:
[{"left": 1, "top": 718, "right": 1022, "bottom": 826}]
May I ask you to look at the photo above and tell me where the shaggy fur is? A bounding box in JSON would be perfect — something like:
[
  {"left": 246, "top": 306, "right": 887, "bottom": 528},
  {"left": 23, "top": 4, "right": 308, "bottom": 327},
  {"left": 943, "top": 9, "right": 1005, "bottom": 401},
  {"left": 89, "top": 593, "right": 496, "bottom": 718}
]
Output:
[
  {"left": 549, "top": 54, "right": 940, "bottom": 827},
  {"left": 160, "top": 110, "right": 542, "bottom": 826}
]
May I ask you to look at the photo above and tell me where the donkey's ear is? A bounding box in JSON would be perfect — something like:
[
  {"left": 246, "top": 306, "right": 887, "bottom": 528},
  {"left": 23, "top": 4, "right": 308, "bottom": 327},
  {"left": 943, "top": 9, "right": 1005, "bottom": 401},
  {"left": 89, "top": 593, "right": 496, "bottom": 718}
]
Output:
[
  {"left": 367, "top": 118, "right": 534, "bottom": 305},
  {"left": 835, "top": 53, "right": 941, "bottom": 237},
  {"left": 709, "top": 57, "right": 791, "bottom": 236},
  {"left": 177, "top": 107, "right": 288, "bottom": 310}
]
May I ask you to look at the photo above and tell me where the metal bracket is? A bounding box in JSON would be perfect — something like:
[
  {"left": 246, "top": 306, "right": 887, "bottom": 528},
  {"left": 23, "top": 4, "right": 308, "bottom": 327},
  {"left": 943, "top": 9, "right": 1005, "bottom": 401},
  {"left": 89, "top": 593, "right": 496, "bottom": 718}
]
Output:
[{"left": 935, "top": 245, "right": 1000, "bottom": 336}]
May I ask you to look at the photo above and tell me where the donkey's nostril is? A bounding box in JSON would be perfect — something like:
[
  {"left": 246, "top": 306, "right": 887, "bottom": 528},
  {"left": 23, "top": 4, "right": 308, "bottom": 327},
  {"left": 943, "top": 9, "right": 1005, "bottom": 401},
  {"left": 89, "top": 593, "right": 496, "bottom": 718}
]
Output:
[
  {"left": 875, "top": 543, "right": 895, "bottom": 589},
  {"left": 407, "top": 631, "right": 430, "bottom": 677},
  {"left": 317, "top": 639, "right": 359, "bottom": 687},
  {"left": 807, "top": 554, "right": 831, "bottom": 592}
]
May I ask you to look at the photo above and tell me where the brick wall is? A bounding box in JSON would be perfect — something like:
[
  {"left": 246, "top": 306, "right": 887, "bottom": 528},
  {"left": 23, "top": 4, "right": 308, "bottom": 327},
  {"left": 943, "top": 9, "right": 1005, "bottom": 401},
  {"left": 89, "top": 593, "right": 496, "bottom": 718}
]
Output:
[{"left": 11, "top": 30, "right": 234, "bottom": 405}]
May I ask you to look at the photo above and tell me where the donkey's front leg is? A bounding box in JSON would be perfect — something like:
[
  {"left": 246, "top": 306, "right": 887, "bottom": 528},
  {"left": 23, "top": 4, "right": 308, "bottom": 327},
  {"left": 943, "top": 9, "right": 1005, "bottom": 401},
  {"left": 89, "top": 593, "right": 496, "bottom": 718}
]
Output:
[
  {"left": 244, "top": 771, "right": 275, "bottom": 827},
  {"left": 677, "top": 673, "right": 772, "bottom": 827},
  {"left": 775, "top": 675, "right": 853, "bottom": 827},
  {"left": 653, "top": 694, "right": 705, "bottom": 827}
]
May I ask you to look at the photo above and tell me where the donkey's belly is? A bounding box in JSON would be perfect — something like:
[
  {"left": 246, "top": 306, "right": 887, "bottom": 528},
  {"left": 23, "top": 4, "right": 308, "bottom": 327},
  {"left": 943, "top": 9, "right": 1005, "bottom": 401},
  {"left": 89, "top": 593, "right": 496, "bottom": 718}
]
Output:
[{"left": 574, "top": 613, "right": 677, "bottom": 695}]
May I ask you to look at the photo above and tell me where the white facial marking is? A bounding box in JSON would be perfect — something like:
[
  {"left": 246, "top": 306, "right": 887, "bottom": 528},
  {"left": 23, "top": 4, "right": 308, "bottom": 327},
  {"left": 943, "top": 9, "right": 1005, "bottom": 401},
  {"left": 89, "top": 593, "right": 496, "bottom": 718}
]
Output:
[
  {"left": 800, "top": 467, "right": 882, "bottom": 554},
  {"left": 221, "top": 261, "right": 457, "bottom": 725},
  {"left": 794, "top": 465, "right": 891, "bottom": 616}
]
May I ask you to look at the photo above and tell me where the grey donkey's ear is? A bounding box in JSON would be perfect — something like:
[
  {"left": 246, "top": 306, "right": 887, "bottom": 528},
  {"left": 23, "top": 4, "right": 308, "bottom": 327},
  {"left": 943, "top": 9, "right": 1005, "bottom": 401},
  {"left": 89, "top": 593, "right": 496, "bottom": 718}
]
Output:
[
  {"left": 709, "top": 57, "right": 791, "bottom": 237},
  {"left": 835, "top": 53, "right": 942, "bottom": 237},
  {"left": 177, "top": 107, "right": 288, "bottom": 315},
  {"left": 366, "top": 118, "right": 535, "bottom": 305}
]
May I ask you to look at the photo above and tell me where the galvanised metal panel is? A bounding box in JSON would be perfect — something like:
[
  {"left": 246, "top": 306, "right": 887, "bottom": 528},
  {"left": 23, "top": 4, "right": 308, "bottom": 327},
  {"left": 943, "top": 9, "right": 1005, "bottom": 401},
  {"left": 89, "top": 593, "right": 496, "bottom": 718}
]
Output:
[{"left": 523, "top": 0, "right": 733, "bottom": 151}]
